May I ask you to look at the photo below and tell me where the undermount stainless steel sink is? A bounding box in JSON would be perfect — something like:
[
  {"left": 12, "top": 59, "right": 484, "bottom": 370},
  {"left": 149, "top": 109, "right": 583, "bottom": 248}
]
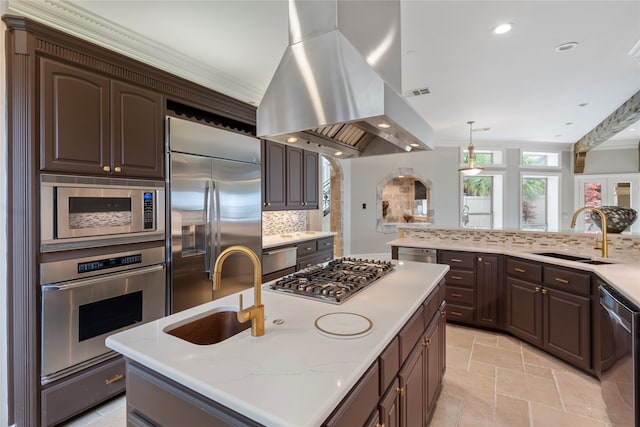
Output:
[
  {"left": 533, "top": 252, "right": 614, "bottom": 265},
  {"left": 533, "top": 252, "right": 590, "bottom": 262},
  {"left": 165, "top": 308, "right": 250, "bottom": 345}
]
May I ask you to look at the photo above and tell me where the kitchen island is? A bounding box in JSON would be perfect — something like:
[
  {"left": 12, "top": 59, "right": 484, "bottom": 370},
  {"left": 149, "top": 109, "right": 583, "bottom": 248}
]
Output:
[{"left": 106, "top": 260, "right": 448, "bottom": 427}]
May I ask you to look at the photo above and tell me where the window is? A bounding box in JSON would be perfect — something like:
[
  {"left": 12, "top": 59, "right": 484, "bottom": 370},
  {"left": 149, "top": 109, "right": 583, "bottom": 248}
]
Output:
[
  {"left": 521, "top": 151, "right": 560, "bottom": 167},
  {"left": 520, "top": 174, "right": 560, "bottom": 231},
  {"left": 462, "top": 148, "right": 504, "bottom": 166},
  {"left": 462, "top": 174, "right": 503, "bottom": 228}
]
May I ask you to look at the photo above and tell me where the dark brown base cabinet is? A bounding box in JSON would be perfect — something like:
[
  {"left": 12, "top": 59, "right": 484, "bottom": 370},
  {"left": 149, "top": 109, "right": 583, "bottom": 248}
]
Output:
[
  {"left": 505, "top": 257, "right": 592, "bottom": 371},
  {"left": 125, "top": 282, "right": 446, "bottom": 427}
]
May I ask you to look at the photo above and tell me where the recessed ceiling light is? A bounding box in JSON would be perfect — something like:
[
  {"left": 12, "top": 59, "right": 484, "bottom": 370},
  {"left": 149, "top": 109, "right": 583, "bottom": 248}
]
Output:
[
  {"left": 406, "top": 50, "right": 417, "bottom": 55},
  {"left": 554, "top": 134, "right": 562, "bottom": 137},
  {"left": 555, "top": 42, "right": 579, "bottom": 52},
  {"left": 629, "top": 128, "right": 637, "bottom": 132},
  {"left": 410, "top": 143, "right": 420, "bottom": 147},
  {"left": 286, "top": 137, "right": 298, "bottom": 143},
  {"left": 377, "top": 122, "right": 391, "bottom": 129},
  {"left": 491, "top": 23, "right": 512, "bottom": 35},
  {"left": 565, "top": 122, "right": 573, "bottom": 126},
  {"left": 334, "top": 151, "right": 343, "bottom": 156}
]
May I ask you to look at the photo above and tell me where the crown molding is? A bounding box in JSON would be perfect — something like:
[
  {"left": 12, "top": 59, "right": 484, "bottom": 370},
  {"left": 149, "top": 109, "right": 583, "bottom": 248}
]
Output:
[{"left": 5, "top": 0, "right": 265, "bottom": 105}]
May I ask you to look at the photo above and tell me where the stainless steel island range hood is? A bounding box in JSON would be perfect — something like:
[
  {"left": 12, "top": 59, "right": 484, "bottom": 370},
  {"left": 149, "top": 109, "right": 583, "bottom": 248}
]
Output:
[{"left": 257, "top": 0, "right": 434, "bottom": 158}]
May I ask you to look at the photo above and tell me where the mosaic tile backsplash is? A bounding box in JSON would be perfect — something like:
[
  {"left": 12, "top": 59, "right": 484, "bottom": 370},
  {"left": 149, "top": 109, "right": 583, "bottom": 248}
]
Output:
[
  {"left": 399, "top": 227, "right": 640, "bottom": 261},
  {"left": 263, "top": 211, "right": 308, "bottom": 235}
]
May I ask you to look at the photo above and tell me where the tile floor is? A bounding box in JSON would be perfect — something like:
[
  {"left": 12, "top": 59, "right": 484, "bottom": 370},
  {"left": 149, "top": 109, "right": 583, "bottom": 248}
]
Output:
[{"left": 62, "top": 324, "right": 613, "bottom": 427}]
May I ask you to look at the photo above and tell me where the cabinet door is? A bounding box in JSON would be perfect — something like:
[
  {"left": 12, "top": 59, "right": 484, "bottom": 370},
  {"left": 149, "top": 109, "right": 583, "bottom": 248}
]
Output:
[
  {"left": 286, "top": 146, "right": 304, "bottom": 207},
  {"left": 476, "top": 254, "right": 501, "bottom": 328},
  {"left": 262, "top": 140, "right": 286, "bottom": 210},
  {"left": 380, "top": 379, "right": 401, "bottom": 427},
  {"left": 111, "top": 80, "right": 164, "bottom": 179},
  {"left": 424, "top": 312, "right": 443, "bottom": 418},
  {"left": 505, "top": 278, "right": 542, "bottom": 346},
  {"left": 398, "top": 345, "right": 424, "bottom": 427},
  {"left": 543, "top": 287, "right": 591, "bottom": 370},
  {"left": 40, "top": 58, "right": 110, "bottom": 175},
  {"left": 303, "top": 149, "right": 319, "bottom": 208}
]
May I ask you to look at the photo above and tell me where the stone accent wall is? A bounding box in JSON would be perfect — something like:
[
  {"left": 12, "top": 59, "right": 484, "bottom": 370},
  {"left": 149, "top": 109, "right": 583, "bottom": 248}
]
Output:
[{"left": 400, "top": 227, "right": 640, "bottom": 261}]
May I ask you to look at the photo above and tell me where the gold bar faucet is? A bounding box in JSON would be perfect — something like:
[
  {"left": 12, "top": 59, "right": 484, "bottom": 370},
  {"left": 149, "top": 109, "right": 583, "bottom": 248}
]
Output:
[
  {"left": 213, "top": 245, "right": 265, "bottom": 337},
  {"left": 570, "top": 207, "right": 608, "bottom": 259}
]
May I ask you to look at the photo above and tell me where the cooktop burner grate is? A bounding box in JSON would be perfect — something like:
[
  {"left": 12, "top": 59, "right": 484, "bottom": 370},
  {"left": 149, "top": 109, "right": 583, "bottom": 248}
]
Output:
[{"left": 267, "top": 257, "right": 394, "bottom": 304}]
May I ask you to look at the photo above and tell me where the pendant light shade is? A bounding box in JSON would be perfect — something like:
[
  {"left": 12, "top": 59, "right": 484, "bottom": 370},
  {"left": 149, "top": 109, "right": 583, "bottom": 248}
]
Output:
[{"left": 458, "top": 121, "right": 484, "bottom": 176}]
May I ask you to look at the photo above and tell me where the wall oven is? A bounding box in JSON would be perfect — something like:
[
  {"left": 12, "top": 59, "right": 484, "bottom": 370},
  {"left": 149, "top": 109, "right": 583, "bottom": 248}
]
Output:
[
  {"left": 40, "top": 246, "right": 166, "bottom": 384},
  {"left": 598, "top": 282, "right": 640, "bottom": 427},
  {"left": 40, "top": 174, "right": 165, "bottom": 252}
]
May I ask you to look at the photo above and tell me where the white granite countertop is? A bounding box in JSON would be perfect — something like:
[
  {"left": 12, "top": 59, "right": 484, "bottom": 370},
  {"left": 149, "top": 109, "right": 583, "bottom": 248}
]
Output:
[
  {"left": 262, "top": 231, "right": 337, "bottom": 249},
  {"left": 388, "top": 237, "right": 640, "bottom": 308},
  {"left": 106, "top": 260, "right": 448, "bottom": 427}
]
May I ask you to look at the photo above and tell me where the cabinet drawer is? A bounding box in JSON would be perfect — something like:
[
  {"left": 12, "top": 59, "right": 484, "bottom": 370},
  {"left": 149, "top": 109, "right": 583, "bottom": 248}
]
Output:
[
  {"left": 446, "top": 304, "right": 475, "bottom": 323},
  {"left": 440, "top": 251, "right": 475, "bottom": 269},
  {"left": 378, "top": 337, "right": 399, "bottom": 395},
  {"left": 398, "top": 305, "right": 425, "bottom": 364},
  {"left": 445, "top": 286, "right": 475, "bottom": 306},
  {"left": 445, "top": 270, "right": 475, "bottom": 288},
  {"left": 506, "top": 258, "right": 542, "bottom": 282},
  {"left": 423, "top": 279, "right": 445, "bottom": 324},
  {"left": 297, "top": 249, "right": 333, "bottom": 270},
  {"left": 317, "top": 236, "right": 334, "bottom": 251},
  {"left": 296, "top": 240, "right": 317, "bottom": 255},
  {"left": 543, "top": 266, "right": 591, "bottom": 296}
]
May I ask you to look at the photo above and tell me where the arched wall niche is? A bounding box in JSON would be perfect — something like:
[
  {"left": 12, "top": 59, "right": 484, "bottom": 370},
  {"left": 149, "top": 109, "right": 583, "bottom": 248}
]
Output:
[{"left": 376, "top": 168, "right": 433, "bottom": 233}]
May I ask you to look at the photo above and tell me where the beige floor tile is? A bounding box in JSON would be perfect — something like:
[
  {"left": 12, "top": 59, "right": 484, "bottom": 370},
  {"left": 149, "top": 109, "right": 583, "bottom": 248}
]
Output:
[
  {"left": 429, "top": 391, "right": 462, "bottom": 426},
  {"left": 472, "top": 343, "right": 524, "bottom": 372},
  {"left": 497, "top": 334, "right": 522, "bottom": 352},
  {"left": 521, "top": 344, "right": 571, "bottom": 371},
  {"left": 530, "top": 402, "right": 609, "bottom": 427},
  {"left": 496, "top": 367, "right": 563, "bottom": 409},
  {"left": 447, "top": 345, "right": 472, "bottom": 371},
  {"left": 469, "top": 360, "right": 496, "bottom": 379},
  {"left": 447, "top": 330, "right": 475, "bottom": 350},
  {"left": 457, "top": 394, "right": 496, "bottom": 426},
  {"left": 554, "top": 369, "right": 610, "bottom": 422},
  {"left": 523, "top": 363, "right": 554, "bottom": 379},
  {"left": 495, "top": 393, "right": 531, "bottom": 427},
  {"left": 471, "top": 328, "right": 499, "bottom": 347},
  {"left": 442, "top": 367, "right": 496, "bottom": 405}
]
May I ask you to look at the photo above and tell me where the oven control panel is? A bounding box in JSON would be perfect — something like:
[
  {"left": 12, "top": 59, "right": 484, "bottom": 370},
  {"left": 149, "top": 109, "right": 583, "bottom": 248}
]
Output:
[
  {"left": 77, "top": 254, "right": 143, "bottom": 274},
  {"left": 143, "top": 192, "right": 154, "bottom": 229}
]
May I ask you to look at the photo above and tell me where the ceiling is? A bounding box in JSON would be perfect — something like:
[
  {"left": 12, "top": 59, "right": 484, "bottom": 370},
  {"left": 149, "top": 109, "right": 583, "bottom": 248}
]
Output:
[{"left": 12, "top": 0, "right": 640, "bottom": 148}]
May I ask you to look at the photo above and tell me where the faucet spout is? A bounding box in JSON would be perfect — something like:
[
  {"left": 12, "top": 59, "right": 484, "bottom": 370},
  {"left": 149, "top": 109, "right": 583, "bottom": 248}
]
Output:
[
  {"left": 570, "top": 206, "right": 608, "bottom": 259},
  {"left": 213, "top": 245, "right": 264, "bottom": 336}
]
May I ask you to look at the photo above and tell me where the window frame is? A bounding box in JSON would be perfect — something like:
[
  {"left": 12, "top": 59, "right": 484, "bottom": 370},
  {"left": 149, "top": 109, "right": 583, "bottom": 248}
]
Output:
[
  {"left": 459, "top": 171, "right": 504, "bottom": 229},
  {"left": 519, "top": 171, "right": 561, "bottom": 231},
  {"left": 519, "top": 149, "right": 562, "bottom": 170}
]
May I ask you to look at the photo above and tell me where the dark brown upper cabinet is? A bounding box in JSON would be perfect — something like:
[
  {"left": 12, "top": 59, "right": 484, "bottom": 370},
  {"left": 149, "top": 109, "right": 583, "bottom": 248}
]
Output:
[
  {"left": 40, "top": 58, "right": 164, "bottom": 179},
  {"left": 262, "top": 140, "right": 319, "bottom": 210}
]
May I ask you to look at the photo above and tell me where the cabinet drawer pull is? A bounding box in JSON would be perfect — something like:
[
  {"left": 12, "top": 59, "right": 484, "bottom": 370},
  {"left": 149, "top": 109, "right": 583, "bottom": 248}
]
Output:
[
  {"left": 542, "top": 288, "right": 548, "bottom": 295},
  {"left": 535, "top": 286, "right": 541, "bottom": 293},
  {"left": 555, "top": 277, "right": 569, "bottom": 284},
  {"left": 450, "top": 292, "right": 463, "bottom": 298},
  {"left": 376, "top": 424, "right": 384, "bottom": 427},
  {"left": 114, "top": 166, "right": 122, "bottom": 173},
  {"left": 396, "top": 386, "right": 405, "bottom": 397},
  {"left": 451, "top": 276, "right": 463, "bottom": 280},
  {"left": 306, "top": 247, "right": 313, "bottom": 251},
  {"left": 102, "top": 165, "right": 111, "bottom": 172},
  {"left": 514, "top": 267, "right": 526, "bottom": 273},
  {"left": 323, "top": 242, "right": 330, "bottom": 246},
  {"left": 450, "top": 311, "right": 463, "bottom": 317},
  {"left": 105, "top": 373, "right": 124, "bottom": 385},
  {"left": 450, "top": 258, "right": 463, "bottom": 263}
]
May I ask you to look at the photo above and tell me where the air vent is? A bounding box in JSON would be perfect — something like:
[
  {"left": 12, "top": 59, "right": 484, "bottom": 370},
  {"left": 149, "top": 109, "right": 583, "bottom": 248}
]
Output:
[{"left": 405, "top": 87, "right": 431, "bottom": 97}]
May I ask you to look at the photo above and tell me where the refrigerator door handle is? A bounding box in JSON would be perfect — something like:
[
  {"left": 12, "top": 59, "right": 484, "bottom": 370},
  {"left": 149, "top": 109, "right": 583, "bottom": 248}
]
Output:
[
  {"left": 212, "top": 180, "right": 222, "bottom": 268},
  {"left": 204, "top": 179, "right": 214, "bottom": 281}
]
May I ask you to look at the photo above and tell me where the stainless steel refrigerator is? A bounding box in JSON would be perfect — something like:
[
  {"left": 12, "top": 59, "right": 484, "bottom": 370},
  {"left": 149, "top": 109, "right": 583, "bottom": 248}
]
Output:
[{"left": 166, "top": 117, "right": 261, "bottom": 313}]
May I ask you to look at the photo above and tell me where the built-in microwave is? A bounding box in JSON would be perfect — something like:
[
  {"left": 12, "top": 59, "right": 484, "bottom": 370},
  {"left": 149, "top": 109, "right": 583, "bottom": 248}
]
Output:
[{"left": 40, "top": 174, "right": 165, "bottom": 252}]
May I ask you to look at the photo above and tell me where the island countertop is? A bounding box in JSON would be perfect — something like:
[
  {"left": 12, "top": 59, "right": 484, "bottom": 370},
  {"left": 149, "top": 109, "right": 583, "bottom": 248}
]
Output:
[{"left": 106, "top": 260, "right": 449, "bottom": 427}]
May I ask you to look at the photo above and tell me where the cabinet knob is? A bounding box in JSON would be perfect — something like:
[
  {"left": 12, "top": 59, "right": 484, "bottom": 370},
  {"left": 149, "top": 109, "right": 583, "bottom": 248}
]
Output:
[
  {"left": 542, "top": 288, "right": 548, "bottom": 295},
  {"left": 102, "top": 165, "right": 111, "bottom": 172},
  {"left": 114, "top": 166, "right": 122, "bottom": 173},
  {"left": 396, "top": 386, "right": 405, "bottom": 397},
  {"left": 535, "top": 286, "right": 541, "bottom": 293},
  {"left": 478, "top": 257, "right": 483, "bottom": 262}
]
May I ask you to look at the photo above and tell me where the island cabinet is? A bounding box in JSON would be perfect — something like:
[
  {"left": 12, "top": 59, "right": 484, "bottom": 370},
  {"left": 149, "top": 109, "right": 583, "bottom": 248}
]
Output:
[
  {"left": 262, "top": 140, "right": 319, "bottom": 210},
  {"left": 124, "top": 279, "right": 446, "bottom": 427},
  {"left": 439, "top": 250, "right": 502, "bottom": 328},
  {"left": 40, "top": 57, "right": 164, "bottom": 179},
  {"left": 505, "top": 257, "right": 592, "bottom": 370},
  {"left": 324, "top": 280, "right": 446, "bottom": 427}
]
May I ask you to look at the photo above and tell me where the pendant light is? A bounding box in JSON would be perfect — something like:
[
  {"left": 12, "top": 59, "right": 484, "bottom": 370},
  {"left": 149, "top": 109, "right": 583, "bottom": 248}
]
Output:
[{"left": 458, "top": 121, "right": 484, "bottom": 176}]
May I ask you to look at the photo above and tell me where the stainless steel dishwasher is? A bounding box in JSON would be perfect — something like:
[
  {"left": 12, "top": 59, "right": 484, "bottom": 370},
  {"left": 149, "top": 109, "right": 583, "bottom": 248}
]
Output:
[
  {"left": 397, "top": 247, "right": 438, "bottom": 263},
  {"left": 262, "top": 246, "right": 298, "bottom": 280}
]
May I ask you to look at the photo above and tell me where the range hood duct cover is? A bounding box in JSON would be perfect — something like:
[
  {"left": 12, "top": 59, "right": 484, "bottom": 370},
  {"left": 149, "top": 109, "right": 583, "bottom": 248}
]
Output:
[{"left": 257, "top": 0, "right": 434, "bottom": 158}]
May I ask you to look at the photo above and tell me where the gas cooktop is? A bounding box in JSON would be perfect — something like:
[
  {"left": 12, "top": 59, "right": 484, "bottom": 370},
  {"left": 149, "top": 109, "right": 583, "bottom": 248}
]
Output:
[{"left": 267, "top": 257, "right": 394, "bottom": 304}]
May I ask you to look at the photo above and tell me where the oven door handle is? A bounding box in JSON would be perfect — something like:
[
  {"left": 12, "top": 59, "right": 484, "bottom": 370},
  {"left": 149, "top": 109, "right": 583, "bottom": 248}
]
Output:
[{"left": 41, "top": 264, "right": 165, "bottom": 291}]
